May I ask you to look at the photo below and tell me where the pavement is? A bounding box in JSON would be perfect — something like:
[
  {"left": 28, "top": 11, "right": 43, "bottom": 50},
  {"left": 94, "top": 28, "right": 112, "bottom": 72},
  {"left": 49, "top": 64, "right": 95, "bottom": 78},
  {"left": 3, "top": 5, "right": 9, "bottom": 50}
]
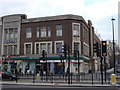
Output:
[
  {"left": 0, "top": 81, "right": 119, "bottom": 87},
  {"left": 1, "top": 73, "right": 120, "bottom": 87}
]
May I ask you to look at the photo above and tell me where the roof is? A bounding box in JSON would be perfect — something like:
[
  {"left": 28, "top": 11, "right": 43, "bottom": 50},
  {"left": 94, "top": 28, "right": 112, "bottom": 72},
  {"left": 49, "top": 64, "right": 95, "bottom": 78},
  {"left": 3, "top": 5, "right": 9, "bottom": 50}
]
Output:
[
  {"left": 2, "top": 14, "right": 26, "bottom": 18},
  {"left": 22, "top": 14, "right": 86, "bottom": 23}
]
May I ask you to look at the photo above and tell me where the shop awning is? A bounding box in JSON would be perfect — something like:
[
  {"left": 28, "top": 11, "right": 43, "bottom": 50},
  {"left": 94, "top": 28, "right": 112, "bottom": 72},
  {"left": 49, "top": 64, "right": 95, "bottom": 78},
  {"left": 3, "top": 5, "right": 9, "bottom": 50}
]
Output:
[{"left": 4, "top": 56, "right": 90, "bottom": 61}]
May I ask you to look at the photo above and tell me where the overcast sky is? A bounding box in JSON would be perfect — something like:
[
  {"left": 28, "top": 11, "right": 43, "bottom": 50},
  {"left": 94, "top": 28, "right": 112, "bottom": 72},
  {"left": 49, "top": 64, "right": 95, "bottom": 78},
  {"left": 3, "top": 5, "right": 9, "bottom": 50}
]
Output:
[{"left": 0, "top": 0, "right": 119, "bottom": 42}]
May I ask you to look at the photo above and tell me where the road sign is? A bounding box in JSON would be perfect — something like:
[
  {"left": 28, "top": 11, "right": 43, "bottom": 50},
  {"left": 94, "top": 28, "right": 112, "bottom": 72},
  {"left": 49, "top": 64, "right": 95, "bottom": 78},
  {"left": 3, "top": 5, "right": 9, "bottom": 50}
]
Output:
[{"left": 103, "top": 53, "right": 106, "bottom": 56}]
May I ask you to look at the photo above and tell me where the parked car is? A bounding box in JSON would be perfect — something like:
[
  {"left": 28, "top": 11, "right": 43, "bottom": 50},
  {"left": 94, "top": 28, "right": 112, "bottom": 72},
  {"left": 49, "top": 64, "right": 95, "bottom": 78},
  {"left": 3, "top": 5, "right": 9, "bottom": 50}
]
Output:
[{"left": 2, "top": 72, "right": 17, "bottom": 81}]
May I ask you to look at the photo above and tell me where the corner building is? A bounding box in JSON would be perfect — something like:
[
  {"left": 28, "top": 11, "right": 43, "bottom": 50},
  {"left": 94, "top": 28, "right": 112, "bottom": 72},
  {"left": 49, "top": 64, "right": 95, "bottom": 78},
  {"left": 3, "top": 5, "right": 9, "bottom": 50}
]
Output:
[{"left": 20, "top": 14, "right": 94, "bottom": 74}]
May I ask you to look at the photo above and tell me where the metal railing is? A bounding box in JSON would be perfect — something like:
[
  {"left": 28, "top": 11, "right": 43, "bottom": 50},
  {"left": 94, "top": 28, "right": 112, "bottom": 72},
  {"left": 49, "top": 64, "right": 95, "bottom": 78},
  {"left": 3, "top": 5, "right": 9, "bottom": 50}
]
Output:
[{"left": 13, "top": 72, "right": 115, "bottom": 85}]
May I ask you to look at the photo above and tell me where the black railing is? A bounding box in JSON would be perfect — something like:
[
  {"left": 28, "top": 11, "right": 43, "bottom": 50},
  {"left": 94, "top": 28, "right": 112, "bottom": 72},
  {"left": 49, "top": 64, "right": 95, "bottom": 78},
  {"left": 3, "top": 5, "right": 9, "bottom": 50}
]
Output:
[{"left": 11, "top": 72, "right": 115, "bottom": 85}]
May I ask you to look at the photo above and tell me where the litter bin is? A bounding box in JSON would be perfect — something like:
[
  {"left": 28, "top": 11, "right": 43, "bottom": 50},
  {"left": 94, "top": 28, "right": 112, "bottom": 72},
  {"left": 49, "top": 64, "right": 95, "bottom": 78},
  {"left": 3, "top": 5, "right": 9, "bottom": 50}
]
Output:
[
  {"left": 111, "top": 74, "right": 116, "bottom": 85},
  {"left": 36, "top": 73, "right": 39, "bottom": 80}
]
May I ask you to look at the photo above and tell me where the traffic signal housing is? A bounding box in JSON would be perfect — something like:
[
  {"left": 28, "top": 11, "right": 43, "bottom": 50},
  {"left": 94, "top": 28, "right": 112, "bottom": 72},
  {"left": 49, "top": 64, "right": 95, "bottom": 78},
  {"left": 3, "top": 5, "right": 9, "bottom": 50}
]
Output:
[
  {"left": 41, "top": 50, "right": 47, "bottom": 60},
  {"left": 97, "top": 47, "right": 101, "bottom": 57},
  {"left": 73, "top": 50, "right": 77, "bottom": 58},
  {"left": 101, "top": 41, "right": 107, "bottom": 56},
  {"left": 93, "top": 42, "right": 98, "bottom": 53},
  {"left": 93, "top": 42, "right": 101, "bottom": 57},
  {"left": 62, "top": 44, "right": 67, "bottom": 59}
]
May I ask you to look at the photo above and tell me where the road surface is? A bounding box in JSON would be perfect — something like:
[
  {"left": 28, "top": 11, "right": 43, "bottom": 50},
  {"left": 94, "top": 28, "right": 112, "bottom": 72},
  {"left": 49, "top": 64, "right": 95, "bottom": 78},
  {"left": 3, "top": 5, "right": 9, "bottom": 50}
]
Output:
[{"left": 1, "top": 84, "right": 120, "bottom": 90}]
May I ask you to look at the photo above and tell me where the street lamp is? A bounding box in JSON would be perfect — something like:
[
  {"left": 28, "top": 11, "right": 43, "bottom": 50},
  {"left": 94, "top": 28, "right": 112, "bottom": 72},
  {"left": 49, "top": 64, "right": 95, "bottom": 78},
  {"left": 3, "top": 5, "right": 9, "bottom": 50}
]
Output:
[{"left": 111, "top": 18, "right": 116, "bottom": 74}]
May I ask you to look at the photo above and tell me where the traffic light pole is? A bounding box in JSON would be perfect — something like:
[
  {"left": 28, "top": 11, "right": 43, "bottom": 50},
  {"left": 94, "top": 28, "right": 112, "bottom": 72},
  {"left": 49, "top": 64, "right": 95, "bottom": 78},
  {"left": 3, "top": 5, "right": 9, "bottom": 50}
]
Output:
[
  {"left": 42, "top": 50, "right": 48, "bottom": 81},
  {"left": 77, "top": 51, "right": 80, "bottom": 81},
  {"left": 111, "top": 18, "right": 116, "bottom": 74},
  {"left": 68, "top": 46, "right": 70, "bottom": 84},
  {"left": 78, "top": 51, "right": 80, "bottom": 74},
  {"left": 46, "top": 53, "right": 48, "bottom": 81},
  {"left": 63, "top": 59, "right": 65, "bottom": 78},
  {"left": 100, "top": 57, "right": 103, "bottom": 85},
  {"left": 104, "top": 56, "right": 107, "bottom": 82}
]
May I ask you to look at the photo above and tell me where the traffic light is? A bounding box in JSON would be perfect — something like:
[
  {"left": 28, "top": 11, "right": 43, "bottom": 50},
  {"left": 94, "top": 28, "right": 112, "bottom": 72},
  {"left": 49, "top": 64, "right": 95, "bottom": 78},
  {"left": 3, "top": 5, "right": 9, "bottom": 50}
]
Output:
[
  {"left": 41, "top": 50, "right": 46, "bottom": 58},
  {"left": 93, "top": 42, "right": 102, "bottom": 57},
  {"left": 73, "top": 50, "right": 77, "bottom": 58},
  {"left": 62, "top": 44, "right": 67, "bottom": 59},
  {"left": 97, "top": 47, "right": 101, "bottom": 57},
  {"left": 93, "top": 42, "right": 98, "bottom": 53},
  {"left": 101, "top": 41, "right": 107, "bottom": 56}
]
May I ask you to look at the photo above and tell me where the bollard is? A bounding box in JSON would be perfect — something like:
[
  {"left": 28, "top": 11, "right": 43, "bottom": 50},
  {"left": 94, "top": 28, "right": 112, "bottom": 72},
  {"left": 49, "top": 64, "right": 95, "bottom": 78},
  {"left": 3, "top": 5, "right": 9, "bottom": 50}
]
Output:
[
  {"left": 71, "top": 73, "right": 73, "bottom": 84},
  {"left": 16, "top": 75, "right": 18, "bottom": 83},
  {"left": 50, "top": 73, "right": 53, "bottom": 83},
  {"left": 111, "top": 74, "right": 116, "bottom": 85},
  {"left": 33, "top": 74, "right": 35, "bottom": 83},
  {"left": 32, "top": 71, "right": 35, "bottom": 83}
]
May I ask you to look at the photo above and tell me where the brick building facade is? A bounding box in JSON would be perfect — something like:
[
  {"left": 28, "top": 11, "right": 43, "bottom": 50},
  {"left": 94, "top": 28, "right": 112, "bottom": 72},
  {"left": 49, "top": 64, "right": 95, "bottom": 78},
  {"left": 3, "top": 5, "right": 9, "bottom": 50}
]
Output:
[{"left": 0, "top": 14, "right": 100, "bottom": 74}]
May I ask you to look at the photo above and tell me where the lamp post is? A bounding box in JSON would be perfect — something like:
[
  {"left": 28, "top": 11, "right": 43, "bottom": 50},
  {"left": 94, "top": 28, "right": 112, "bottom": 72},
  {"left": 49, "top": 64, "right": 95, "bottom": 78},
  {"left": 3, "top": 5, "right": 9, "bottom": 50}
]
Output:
[{"left": 111, "top": 18, "right": 116, "bottom": 74}]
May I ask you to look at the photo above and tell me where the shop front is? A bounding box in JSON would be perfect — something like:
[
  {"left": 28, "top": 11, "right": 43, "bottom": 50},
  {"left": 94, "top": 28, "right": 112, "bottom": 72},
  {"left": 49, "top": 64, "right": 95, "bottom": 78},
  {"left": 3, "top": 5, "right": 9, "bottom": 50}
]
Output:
[{"left": 3, "top": 56, "right": 90, "bottom": 75}]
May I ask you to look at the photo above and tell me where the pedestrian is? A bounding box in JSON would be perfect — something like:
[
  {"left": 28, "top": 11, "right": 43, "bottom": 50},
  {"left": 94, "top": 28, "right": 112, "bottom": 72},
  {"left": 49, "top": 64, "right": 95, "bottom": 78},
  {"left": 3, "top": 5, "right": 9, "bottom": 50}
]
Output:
[
  {"left": 59, "top": 67, "right": 63, "bottom": 74},
  {"left": 66, "top": 67, "right": 69, "bottom": 74},
  {"left": 15, "top": 68, "right": 18, "bottom": 75},
  {"left": 19, "top": 68, "right": 22, "bottom": 75}
]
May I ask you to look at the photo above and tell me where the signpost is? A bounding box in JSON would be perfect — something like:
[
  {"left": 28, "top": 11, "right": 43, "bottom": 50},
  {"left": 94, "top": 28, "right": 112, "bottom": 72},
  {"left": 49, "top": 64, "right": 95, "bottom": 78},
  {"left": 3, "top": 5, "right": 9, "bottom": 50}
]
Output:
[
  {"left": 103, "top": 53, "right": 107, "bottom": 82},
  {"left": 101, "top": 41, "right": 107, "bottom": 84}
]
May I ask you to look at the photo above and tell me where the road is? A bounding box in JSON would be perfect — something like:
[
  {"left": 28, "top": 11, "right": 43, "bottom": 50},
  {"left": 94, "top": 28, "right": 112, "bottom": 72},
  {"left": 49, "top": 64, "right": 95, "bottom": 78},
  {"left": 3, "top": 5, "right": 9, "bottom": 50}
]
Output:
[{"left": 1, "top": 84, "right": 120, "bottom": 90}]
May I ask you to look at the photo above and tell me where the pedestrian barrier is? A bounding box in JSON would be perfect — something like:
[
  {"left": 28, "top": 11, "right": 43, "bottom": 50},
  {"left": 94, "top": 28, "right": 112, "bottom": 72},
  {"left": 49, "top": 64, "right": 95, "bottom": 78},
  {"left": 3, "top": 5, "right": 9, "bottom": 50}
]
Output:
[{"left": 10, "top": 72, "right": 119, "bottom": 85}]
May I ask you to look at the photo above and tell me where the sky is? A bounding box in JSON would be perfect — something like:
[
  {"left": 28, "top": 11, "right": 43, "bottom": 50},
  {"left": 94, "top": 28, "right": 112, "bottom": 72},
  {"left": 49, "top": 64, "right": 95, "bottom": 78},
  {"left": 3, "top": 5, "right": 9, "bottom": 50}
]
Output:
[{"left": 0, "top": 0, "right": 119, "bottom": 42}]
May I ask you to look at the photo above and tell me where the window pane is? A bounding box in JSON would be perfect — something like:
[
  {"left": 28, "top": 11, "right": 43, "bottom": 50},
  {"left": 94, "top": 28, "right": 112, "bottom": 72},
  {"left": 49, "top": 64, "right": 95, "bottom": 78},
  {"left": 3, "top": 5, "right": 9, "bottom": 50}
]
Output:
[
  {"left": 73, "top": 24, "right": 80, "bottom": 36},
  {"left": 36, "top": 27, "right": 40, "bottom": 38},
  {"left": 14, "top": 28, "right": 18, "bottom": 39},
  {"left": 8, "top": 45, "right": 13, "bottom": 55},
  {"left": 40, "top": 43, "right": 46, "bottom": 53},
  {"left": 26, "top": 44, "right": 31, "bottom": 54},
  {"left": 56, "top": 42, "right": 62, "bottom": 53},
  {"left": 41, "top": 27, "right": 46, "bottom": 37},
  {"left": 9, "top": 28, "right": 14, "bottom": 39},
  {"left": 4, "top": 29, "right": 8, "bottom": 40},
  {"left": 74, "top": 43, "right": 79, "bottom": 51},
  {"left": 48, "top": 26, "right": 51, "bottom": 37},
  {"left": 26, "top": 28, "right": 32, "bottom": 38},
  {"left": 14, "top": 45, "right": 17, "bottom": 55},
  {"left": 4, "top": 45, "right": 7, "bottom": 55},
  {"left": 56, "top": 25, "right": 62, "bottom": 36}
]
